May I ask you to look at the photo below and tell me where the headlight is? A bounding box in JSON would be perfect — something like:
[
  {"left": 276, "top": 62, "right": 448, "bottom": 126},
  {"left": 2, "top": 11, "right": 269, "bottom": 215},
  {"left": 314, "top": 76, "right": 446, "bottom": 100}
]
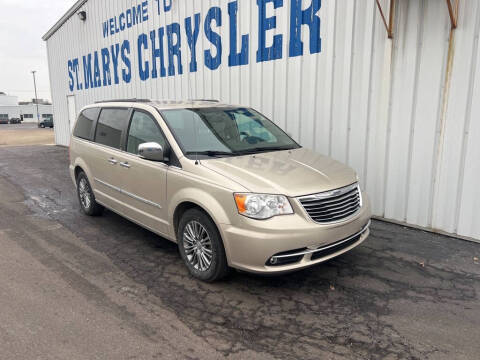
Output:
[{"left": 234, "top": 193, "right": 293, "bottom": 219}]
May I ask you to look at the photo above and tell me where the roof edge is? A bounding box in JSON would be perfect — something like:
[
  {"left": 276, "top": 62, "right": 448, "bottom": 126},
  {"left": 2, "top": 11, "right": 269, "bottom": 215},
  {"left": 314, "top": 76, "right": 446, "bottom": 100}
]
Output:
[{"left": 42, "top": 0, "right": 89, "bottom": 41}]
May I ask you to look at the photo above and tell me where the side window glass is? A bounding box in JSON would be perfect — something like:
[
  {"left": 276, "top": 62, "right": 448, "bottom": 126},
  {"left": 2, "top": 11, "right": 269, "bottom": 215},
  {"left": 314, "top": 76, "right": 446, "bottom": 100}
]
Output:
[
  {"left": 73, "top": 108, "right": 99, "bottom": 140},
  {"left": 94, "top": 108, "right": 130, "bottom": 149},
  {"left": 127, "top": 111, "right": 166, "bottom": 155}
]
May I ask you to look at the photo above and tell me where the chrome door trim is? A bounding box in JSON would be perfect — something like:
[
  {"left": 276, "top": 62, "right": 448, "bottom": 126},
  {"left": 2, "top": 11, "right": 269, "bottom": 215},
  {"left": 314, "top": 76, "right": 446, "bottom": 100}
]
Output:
[{"left": 94, "top": 178, "right": 162, "bottom": 209}]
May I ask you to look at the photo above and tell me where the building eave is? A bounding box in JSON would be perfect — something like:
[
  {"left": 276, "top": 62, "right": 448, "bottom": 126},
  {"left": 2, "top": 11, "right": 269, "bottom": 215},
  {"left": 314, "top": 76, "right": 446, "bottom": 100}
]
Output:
[{"left": 42, "top": 0, "right": 89, "bottom": 41}]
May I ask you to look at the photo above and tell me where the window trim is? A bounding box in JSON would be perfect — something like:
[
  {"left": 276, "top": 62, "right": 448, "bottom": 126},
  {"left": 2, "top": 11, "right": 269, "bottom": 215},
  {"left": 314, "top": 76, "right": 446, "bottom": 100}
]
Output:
[
  {"left": 93, "top": 107, "right": 133, "bottom": 150},
  {"left": 73, "top": 107, "right": 100, "bottom": 141},
  {"left": 73, "top": 106, "right": 182, "bottom": 168},
  {"left": 121, "top": 107, "right": 182, "bottom": 169},
  {"left": 124, "top": 108, "right": 167, "bottom": 153}
]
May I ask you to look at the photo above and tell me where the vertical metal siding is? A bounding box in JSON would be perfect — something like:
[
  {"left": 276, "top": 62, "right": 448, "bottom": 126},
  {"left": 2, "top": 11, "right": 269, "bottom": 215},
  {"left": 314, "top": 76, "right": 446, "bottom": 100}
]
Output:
[{"left": 45, "top": 0, "right": 480, "bottom": 240}]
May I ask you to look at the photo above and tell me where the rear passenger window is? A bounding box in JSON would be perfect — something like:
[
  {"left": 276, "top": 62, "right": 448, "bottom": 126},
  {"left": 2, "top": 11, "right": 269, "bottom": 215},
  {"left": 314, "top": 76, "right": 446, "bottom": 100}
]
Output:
[
  {"left": 73, "top": 108, "right": 99, "bottom": 140},
  {"left": 94, "top": 108, "right": 130, "bottom": 149}
]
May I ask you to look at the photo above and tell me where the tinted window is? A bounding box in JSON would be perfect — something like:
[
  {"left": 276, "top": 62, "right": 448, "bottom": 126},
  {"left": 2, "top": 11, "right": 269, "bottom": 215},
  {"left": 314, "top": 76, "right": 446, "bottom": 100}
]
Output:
[
  {"left": 94, "top": 108, "right": 130, "bottom": 149},
  {"left": 74, "top": 108, "right": 99, "bottom": 140},
  {"left": 127, "top": 111, "right": 166, "bottom": 154}
]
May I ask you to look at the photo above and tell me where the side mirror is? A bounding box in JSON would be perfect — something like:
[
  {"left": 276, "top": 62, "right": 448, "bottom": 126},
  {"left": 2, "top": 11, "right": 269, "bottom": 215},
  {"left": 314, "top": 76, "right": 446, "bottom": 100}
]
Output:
[{"left": 138, "top": 142, "right": 165, "bottom": 162}]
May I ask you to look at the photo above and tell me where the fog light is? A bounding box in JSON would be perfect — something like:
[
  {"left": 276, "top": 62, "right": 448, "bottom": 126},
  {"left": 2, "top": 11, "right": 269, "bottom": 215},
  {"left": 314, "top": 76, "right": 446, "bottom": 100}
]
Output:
[{"left": 269, "top": 257, "right": 278, "bottom": 265}]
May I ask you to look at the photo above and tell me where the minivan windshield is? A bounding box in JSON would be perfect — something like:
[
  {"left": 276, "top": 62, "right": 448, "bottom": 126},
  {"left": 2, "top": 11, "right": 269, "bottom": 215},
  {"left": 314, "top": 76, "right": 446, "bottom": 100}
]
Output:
[{"left": 160, "top": 107, "right": 299, "bottom": 158}]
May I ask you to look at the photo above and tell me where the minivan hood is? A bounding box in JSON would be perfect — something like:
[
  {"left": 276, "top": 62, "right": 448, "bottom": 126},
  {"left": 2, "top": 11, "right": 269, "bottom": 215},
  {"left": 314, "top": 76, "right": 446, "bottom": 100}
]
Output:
[{"left": 200, "top": 148, "right": 357, "bottom": 197}]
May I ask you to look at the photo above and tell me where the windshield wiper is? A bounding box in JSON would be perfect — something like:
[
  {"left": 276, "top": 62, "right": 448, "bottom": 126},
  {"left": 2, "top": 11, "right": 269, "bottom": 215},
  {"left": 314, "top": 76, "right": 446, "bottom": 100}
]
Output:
[
  {"left": 235, "top": 146, "right": 296, "bottom": 155},
  {"left": 186, "top": 150, "right": 234, "bottom": 157}
]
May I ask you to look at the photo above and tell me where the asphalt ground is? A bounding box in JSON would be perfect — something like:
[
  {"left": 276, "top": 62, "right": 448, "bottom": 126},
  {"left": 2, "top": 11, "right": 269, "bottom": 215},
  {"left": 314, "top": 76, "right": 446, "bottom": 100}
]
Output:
[{"left": 0, "top": 143, "right": 479, "bottom": 360}]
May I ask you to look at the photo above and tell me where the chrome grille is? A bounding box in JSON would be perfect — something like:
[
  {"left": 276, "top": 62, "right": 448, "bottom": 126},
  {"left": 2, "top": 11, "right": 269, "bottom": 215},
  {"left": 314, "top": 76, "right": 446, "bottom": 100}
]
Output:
[{"left": 298, "top": 183, "right": 361, "bottom": 224}]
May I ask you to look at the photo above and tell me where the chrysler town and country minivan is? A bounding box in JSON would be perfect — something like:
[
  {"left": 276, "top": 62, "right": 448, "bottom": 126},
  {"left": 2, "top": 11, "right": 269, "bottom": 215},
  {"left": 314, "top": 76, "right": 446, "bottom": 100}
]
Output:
[{"left": 70, "top": 100, "right": 371, "bottom": 282}]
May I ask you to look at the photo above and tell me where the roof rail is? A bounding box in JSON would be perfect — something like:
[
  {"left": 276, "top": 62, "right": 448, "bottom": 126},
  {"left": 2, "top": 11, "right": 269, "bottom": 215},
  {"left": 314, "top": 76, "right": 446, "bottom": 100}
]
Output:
[
  {"left": 189, "top": 99, "right": 220, "bottom": 102},
  {"left": 95, "top": 98, "right": 151, "bottom": 104}
]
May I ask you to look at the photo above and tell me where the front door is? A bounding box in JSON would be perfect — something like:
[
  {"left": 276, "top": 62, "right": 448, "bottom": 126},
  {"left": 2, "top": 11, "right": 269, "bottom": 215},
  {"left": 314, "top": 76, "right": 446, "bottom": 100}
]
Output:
[{"left": 118, "top": 109, "right": 169, "bottom": 235}]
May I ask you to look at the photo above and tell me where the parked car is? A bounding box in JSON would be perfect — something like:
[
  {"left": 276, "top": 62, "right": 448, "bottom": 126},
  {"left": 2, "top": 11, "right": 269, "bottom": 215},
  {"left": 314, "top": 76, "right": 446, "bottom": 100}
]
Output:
[
  {"left": 9, "top": 118, "right": 21, "bottom": 124},
  {"left": 0, "top": 118, "right": 8, "bottom": 125},
  {"left": 39, "top": 118, "right": 53, "bottom": 128},
  {"left": 69, "top": 100, "right": 371, "bottom": 282}
]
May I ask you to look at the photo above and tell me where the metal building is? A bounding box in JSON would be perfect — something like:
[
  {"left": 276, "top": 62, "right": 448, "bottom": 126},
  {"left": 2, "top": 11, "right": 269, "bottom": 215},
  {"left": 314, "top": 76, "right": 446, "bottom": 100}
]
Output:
[
  {"left": 43, "top": 0, "right": 480, "bottom": 241},
  {"left": 0, "top": 93, "right": 53, "bottom": 123}
]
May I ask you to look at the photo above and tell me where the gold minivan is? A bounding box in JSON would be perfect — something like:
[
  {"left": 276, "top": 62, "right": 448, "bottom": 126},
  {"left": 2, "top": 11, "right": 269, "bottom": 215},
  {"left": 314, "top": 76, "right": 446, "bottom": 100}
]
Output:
[{"left": 70, "top": 100, "right": 371, "bottom": 282}]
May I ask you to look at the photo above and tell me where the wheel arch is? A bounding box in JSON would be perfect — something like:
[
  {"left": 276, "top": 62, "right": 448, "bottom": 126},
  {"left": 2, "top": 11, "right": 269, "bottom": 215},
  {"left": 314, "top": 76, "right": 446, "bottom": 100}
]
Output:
[
  {"left": 172, "top": 200, "right": 227, "bottom": 237},
  {"left": 169, "top": 190, "right": 233, "bottom": 262},
  {"left": 72, "top": 157, "right": 94, "bottom": 188}
]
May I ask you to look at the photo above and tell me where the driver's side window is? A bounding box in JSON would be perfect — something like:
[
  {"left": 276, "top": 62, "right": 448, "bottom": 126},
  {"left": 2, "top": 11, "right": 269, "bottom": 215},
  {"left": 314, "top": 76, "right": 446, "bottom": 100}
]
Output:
[{"left": 127, "top": 111, "right": 166, "bottom": 155}]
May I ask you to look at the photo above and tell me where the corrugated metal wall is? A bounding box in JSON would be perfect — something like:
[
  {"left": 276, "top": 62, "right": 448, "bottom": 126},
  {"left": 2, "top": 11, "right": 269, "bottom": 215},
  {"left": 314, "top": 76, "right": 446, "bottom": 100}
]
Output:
[{"left": 45, "top": 0, "right": 480, "bottom": 240}]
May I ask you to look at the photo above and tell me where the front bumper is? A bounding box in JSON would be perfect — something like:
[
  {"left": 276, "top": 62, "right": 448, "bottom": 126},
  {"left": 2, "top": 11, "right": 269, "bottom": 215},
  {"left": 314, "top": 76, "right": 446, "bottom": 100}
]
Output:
[{"left": 220, "top": 192, "right": 371, "bottom": 274}]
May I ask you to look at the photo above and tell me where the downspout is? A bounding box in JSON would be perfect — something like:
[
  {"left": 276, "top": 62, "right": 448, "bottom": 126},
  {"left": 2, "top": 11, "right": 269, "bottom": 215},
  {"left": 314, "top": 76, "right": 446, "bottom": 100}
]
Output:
[
  {"left": 375, "top": 0, "right": 396, "bottom": 216},
  {"left": 430, "top": 1, "right": 459, "bottom": 228}
]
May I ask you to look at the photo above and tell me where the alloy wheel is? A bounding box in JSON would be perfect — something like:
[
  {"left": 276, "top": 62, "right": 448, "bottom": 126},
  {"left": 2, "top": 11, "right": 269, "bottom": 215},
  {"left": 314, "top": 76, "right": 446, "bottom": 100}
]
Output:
[
  {"left": 78, "top": 178, "right": 91, "bottom": 210},
  {"left": 183, "top": 221, "right": 213, "bottom": 271}
]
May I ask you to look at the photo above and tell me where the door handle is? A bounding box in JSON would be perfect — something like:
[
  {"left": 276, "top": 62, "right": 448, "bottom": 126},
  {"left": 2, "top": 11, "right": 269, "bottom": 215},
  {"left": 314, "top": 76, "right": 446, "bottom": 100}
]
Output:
[
  {"left": 108, "top": 158, "right": 118, "bottom": 165},
  {"left": 119, "top": 162, "right": 131, "bottom": 169}
]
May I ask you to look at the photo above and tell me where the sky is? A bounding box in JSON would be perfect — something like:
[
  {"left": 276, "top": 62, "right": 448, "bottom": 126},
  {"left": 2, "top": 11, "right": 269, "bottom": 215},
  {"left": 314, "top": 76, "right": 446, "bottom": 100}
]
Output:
[{"left": 0, "top": 0, "right": 78, "bottom": 102}]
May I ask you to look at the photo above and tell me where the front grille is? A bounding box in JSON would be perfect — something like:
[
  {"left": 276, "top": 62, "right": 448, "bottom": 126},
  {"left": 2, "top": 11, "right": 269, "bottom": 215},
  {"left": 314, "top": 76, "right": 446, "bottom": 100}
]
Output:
[{"left": 298, "top": 183, "right": 361, "bottom": 224}]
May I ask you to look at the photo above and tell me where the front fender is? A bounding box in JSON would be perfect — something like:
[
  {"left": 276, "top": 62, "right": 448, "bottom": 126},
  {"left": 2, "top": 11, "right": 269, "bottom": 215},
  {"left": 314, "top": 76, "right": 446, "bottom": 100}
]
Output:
[
  {"left": 168, "top": 187, "right": 232, "bottom": 226},
  {"left": 167, "top": 187, "right": 235, "bottom": 258}
]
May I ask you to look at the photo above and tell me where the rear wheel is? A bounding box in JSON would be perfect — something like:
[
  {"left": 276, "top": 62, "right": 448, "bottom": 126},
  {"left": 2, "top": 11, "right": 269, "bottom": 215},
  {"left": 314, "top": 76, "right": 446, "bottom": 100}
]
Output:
[
  {"left": 40, "top": 124, "right": 45, "bottom": 128},
  {"left": 76, "top": 172, "right": 104, "bottom": 216},
  {"left": 177, "top": 209, "right": 229, "bottom": 282}
]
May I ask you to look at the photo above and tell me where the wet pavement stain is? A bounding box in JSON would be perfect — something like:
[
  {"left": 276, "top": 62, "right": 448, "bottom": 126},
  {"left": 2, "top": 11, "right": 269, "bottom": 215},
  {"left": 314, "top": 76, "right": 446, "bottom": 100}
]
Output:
[{"left": 0, "top": 145, "right": 479, "bottom": 360}]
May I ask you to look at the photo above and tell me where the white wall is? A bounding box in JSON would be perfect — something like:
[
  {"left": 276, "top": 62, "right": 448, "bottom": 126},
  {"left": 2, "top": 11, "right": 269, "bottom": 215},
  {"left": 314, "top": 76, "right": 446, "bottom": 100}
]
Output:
[
  {"left": 0, "top": 106, "right": 20, "bottom": 119},
  {"left": 45, "top": 0, "right": 480, "bottom": 241},
  {"left": 0, "top": 103, "right": 52, "bottom": 123},
  {"left": 0, "top": 95, "right": 18, "bottom": 106},
  {"left": 19, "top": 104, "right": 53, "bottom": 123}
]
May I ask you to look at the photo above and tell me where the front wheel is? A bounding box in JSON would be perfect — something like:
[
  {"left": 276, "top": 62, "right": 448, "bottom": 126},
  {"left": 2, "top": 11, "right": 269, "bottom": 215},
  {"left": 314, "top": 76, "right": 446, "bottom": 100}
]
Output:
[
  {"left": 76, "top": 172, "right": 104, "bottom": 216},
  {"left": 177, "top": 209, "right": 230, "bottom": 282},
  {"left": 40, "top": 124, "right": 45, "bottom": 128}
]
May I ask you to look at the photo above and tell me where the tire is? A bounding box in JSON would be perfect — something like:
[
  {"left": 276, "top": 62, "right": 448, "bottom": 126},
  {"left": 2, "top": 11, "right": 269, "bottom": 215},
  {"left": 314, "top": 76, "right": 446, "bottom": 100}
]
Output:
[
  {"left": 177, "top": 208, "right": 230, "bottom": 282},
  {"left": 76, "top": 172, "right": 104, "bottom": 216},
  {"left": 40, "top": 124, "right": 45, "bottom": 128}
]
